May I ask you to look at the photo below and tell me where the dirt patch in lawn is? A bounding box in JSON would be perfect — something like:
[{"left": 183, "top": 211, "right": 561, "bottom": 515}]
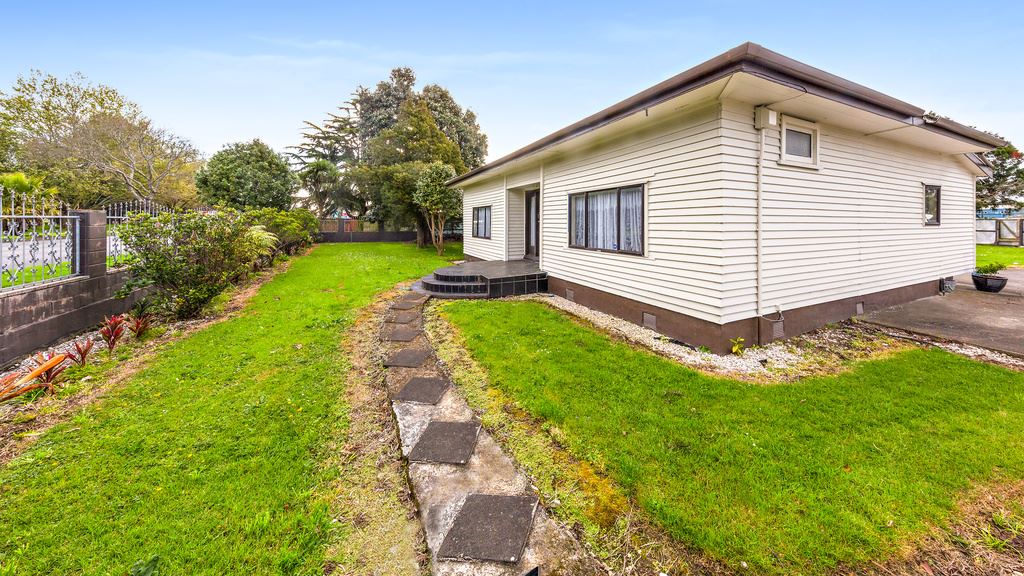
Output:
[
  {"left": 0, "top": 261, "right": 289, "bottom": 467},
  {"left": 864, "top": 480, "right": 1024, "bottom": 576},
  {"left": 320, "top": 286, "right": 427, "bottom": 576}
]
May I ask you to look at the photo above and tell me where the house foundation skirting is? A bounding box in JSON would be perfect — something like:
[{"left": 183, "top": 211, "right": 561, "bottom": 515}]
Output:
[{"left": 547, "top": 276, "right": 939, "bottom": 355}]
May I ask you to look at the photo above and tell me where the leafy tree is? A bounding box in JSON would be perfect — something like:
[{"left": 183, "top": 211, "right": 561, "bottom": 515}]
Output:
[
  {"left": 421, "top": 84, "right": 487, "bottom": 170},
  {"left": 196, "top": 140, "right": 298, "bottom": 209},
  {"left": 0, "top": 172, "right": 60, "bottom": 214},
  {"left": 414, "top": 162, "right": 461, "bottom": 255},
  {"left": 297, "top": 159, "right": 341, "bottom": 217},
  {"left": 292, "top": 67, "right": 485, "bottom": 230},
  {"left": 352, "top": 98, "right": 464, "bottom": 245},
  {"left": 71, "top": 112, "right": 198, "bottom": 202},
  {"left": 977, "top": 144, "right": 1024, "bottom": 210},
  {"left": 0, "top": 70, "right": 199, "bottom": 207},
  {"left": 351, "top": 67, "right": 417, "bottom": 153}
]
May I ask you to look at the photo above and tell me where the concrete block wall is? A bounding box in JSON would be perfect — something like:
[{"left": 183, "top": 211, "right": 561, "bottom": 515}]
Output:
[{"left": 0, "top": 210, "right": 146, "bottom": 366}]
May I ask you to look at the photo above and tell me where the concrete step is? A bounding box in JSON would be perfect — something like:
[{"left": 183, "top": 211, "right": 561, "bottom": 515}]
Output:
[
  {"left": 412, "top": 280, "right": 488, "bottom": 299},
  {"left": 421, "top": 274, "right": 488, "bottom": 295}
]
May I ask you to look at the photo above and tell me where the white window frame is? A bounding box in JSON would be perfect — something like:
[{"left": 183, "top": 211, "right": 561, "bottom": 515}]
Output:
[
  {"left": 779, "top": 116, "right": 820, "bottom": 169},
  {"left": 923, "top": 184, "right": 941, "bottom": 226}
]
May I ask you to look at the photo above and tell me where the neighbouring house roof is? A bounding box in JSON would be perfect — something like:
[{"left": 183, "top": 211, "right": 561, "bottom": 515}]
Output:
[{"left": 449, "top": 42, "right": 1005, "bottom": 186}]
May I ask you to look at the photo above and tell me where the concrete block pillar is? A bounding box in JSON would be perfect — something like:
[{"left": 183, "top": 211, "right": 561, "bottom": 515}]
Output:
[{"left": 72, "top": 210, "right": 107, "bottom": 278}]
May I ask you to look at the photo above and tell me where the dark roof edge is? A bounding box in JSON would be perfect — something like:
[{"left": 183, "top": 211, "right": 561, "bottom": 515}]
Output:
[
  {"left": 449, "top": 42, "right": 1006, "bottom": 186},
  {"left": 966, "top": 152, "right": 995, "bottom": 178}
]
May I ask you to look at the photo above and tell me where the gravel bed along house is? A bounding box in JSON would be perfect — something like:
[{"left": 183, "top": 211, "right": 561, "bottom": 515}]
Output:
[
  {"left": 515, "top": 294, "right": 803, "bottom": 376},
  {"left": 510, "top": 294, "right": 1023, "bottom": 378}
]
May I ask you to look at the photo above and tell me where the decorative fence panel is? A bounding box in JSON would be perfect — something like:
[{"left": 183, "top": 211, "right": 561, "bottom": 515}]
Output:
[
  {"left": 1, "top": 186, "right": 79, "bottom": 292},
  {"left": 104, "top": 199, "right": 172, "bottom": 267}
]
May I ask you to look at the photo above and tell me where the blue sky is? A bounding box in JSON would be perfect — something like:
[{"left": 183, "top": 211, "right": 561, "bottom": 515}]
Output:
[{"left": 4, "top": 1, "right": 1020, "bottom": 161}]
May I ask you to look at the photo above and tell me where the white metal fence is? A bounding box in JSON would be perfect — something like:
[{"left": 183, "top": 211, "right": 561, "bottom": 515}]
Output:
[
  {"left": 0, "top": 186, "right": 79, "bottom": 292},
  {"left": 104, "top": 199, "right": 172, "bottom": 267}
]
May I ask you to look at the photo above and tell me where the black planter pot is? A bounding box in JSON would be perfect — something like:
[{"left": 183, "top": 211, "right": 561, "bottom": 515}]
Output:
[{"left": 972, "top": 273, "right": 1008, "bottom": 293}]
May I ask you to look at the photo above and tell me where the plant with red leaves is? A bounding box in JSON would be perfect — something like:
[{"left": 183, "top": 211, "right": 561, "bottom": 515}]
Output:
[
  {"left": 69, "top": 339, "right": 95, "bottom": 366},
  {"left": 128, "top": 313, "right": 154, "bottom": 339},
  {"left": 0, "top": 353, "right": 70, "bottom": 402},
  {"left": 100, "top": 314, "right": 127, "bottom": 355},
  {"left": 30, "top": 351, "right": 68, "bottom": 386}
]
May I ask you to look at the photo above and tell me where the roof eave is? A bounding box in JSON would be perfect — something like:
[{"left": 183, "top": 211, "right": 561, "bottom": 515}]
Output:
[{"left": 448, "top": 42, "right": 1005, "bottom": 187}]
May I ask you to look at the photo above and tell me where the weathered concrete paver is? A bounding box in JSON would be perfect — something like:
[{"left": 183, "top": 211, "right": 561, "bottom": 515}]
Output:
[
  {"left": 438, "top": 494, "right": 538, "bottom": 563},
  {"left": 389, "top": 310, "right": 420, "bottom": 324},
  {"left": 408, "top": 421, "right": 481, "bottom": 464},
  {"left": 385, "top": 325, "right": 421, "bottom": 342},
  {"left": 380, "top": 290, "right": 604, "bottom": 576},
  {"left": 384, "top": 347, "right": 432, "bottom": 368},
  {"left": 395, "top": 376, "right": 450, "bottom": 404}
]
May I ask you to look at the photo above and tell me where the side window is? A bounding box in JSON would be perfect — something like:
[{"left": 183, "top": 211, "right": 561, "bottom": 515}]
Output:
[
  {"left": 924, "top": 185, "right": 940, "bottom": 226},
  {"left": 472, "top": 206, "right": 491, "bottom": 238},
  {"left": 780, "top": 117, "right": 820, "bottom": 168}
]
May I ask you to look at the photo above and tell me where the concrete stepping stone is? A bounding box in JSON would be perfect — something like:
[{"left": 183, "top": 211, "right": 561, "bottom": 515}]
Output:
[
  {"left": 437, "top": 494, "right": 538, "bottom": 563},
  {"left": 388, "top": 310, "right": 420, "bottom": 324},
  {"left": 385, "top": 325, "right": 421, "bottom": 342},
  {"left": 391, "top": 300, "right": 421, "bottom": 311},
  {"left": 401, "top": 292, "right": 429, "bottom": 303},
  {"left": 384, "top": 348, "right": 432, "bottom": 368},
  {"left": 395, "top": 376, "right": 450, "bottom": 404},
  {"left": 408, "top": 420, "right": 480, "bottom": 464}
]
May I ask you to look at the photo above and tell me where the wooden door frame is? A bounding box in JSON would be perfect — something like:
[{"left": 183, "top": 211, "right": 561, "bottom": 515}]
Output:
[{"left": 525, "top": 190, "right": 540, "bottom": 260}]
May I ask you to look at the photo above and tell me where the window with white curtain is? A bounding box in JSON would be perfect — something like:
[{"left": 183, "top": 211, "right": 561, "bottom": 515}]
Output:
[
  {"left": 568, "top": 185, "right": 644, "bottom": 255},
  {"left": 472, "top": 206, "right": 491, "bottom": 239}
]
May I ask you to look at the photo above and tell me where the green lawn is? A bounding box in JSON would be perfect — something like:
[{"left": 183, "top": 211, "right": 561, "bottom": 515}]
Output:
[
  {"left": 0, "top": 242, "right": 457, "bottom": 575},
  {"left": 978, "top": 244, "right": 1024, "bottom": 268},
  {"left": 0, "top": 262, "right": 74, "bottom": 289},
  {"left": 444, "top": 300, "right": 1024, "bottom": 574}
]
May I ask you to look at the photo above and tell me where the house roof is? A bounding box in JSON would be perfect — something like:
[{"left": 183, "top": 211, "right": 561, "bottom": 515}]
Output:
[{"left": 449, "top": 42, "right": 1006, "bottom": 186}]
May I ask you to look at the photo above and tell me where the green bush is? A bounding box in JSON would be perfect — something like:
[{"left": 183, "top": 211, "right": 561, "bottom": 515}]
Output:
[
  {"left": 975, "top": 261, "right": 1008, "bottom": 275},
  {"left": 119, "top": 208, "right": 276, "bottom": 318},
  {"left": 241, "top": 207, "right": 319, "bottom": 258}
]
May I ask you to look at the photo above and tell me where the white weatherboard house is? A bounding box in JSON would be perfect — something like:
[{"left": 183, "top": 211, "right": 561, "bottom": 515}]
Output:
[{"left": 440, "top": 43, "right": 1005, "bottom": 354}]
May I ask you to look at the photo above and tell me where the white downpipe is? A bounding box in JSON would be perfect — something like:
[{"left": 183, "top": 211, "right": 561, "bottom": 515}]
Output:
[{"left": 755, "top": 123, "right": 765, "bottom": 342}]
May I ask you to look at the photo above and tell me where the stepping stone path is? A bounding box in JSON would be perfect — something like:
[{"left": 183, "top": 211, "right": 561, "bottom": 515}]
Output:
[{"left": 380, "top": 289, "right": 601, "bottom": 575}]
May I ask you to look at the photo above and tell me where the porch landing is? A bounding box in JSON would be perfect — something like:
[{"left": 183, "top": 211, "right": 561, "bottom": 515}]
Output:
[{"left": 414, "top": 260, "right": 547, "bottom": 299}]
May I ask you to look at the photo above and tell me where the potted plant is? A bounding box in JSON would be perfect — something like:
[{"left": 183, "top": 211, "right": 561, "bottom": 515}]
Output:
[{"left": 972, "top": 262, "right": 1009, "bottom": 293}]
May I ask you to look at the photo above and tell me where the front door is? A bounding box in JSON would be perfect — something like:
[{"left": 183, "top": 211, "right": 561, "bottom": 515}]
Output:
[{"left": 525, "top": 190, "right": 539, "bottom": 259}]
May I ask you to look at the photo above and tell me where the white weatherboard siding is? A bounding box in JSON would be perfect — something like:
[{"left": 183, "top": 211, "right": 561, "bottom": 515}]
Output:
[
  {"left": 462, "top": 177, "right": 506, "bottom": 261},
  {"left": 718, "top": 99, "right": 976, "bottom": 323},
  {"left": 507, "top": 190, "right": 525, "bottom": 260},
  {"left": 461, "top": 97, "right": 977, "bottom": 328},
  {"left": 540, "top": 103, "right": 730, "bottom": 324}
]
